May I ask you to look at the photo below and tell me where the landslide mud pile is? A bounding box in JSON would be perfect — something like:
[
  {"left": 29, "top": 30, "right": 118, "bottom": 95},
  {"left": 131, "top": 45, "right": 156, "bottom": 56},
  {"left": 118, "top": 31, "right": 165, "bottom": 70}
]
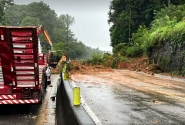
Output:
[
  {"left": 51, "top": 57, "right": 164, "bottom": 76},
  {"left": 69, "top": 60, "right": 113, "bottom": 75}
]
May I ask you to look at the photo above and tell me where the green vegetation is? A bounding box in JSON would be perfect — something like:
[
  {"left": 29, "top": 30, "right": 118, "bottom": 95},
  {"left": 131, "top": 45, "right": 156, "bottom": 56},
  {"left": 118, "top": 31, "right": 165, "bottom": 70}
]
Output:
[
  {"left": 108, "top": 0, "right": 185, "bottom": 48},
  {"left": 85, "top": 52, "right": 132, "bottom": 69},
  {"left": 171, "top": 70, "right": 180, "bottom": 76},
  {"left": 159, "top": 55, "right": 171, "bottom": 69},
  {"left": 181, "top": 50, "right": 185, "bottom": 58},
  {"left": 0, "top": 0, "right": 102, "bottom": 60},
  {"left": 86, "top": 53, "right": 103, "bottom": 65},
  {"left": 110, "top": 3, "right": 185, "bottom": 58},
  {"left": 2, "top": 0, "right": 185, "bottom": 75},
  {"left": 107, "top": 0, "right": 185, "bottom": 75},
  {"left": 181, "top": 67, "right": 185, "bottom": 76},
  {"left": 86, "top": 52, "right": 117, "bottom": 68}
]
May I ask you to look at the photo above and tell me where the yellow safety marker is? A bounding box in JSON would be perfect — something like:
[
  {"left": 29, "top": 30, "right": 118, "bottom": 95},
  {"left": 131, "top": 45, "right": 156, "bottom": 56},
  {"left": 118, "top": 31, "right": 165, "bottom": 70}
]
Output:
[
  {"left": 73, "top": 87, "right": 81, "bottom": 106},
  {"left": 63, "top": 72, "right": 68, "bottom": 80}
]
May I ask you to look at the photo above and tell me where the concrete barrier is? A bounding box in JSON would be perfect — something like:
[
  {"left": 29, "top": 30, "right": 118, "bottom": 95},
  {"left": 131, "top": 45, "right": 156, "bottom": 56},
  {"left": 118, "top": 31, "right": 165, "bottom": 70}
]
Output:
[{"left": 55, "top": 73, "right": 95, "bottom": 125}]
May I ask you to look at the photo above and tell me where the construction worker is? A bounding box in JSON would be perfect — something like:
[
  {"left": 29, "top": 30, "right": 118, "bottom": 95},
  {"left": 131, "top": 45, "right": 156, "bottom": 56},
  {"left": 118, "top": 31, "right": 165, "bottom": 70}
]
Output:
[{"left": 60, "top": 53, "right": 70, "bottom": 80}]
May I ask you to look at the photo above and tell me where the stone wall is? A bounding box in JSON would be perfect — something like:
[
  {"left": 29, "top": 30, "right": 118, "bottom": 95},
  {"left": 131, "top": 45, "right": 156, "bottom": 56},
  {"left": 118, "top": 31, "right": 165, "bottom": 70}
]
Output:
[{"left": 149, "top": 41, "right": 185, "bottom": 74}]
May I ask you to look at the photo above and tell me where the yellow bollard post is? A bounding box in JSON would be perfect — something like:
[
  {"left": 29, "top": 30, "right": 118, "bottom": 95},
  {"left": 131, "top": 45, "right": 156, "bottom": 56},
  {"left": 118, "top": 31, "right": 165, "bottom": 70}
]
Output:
[
  {"left": 63, "top": 72, "right": 68, "bottom": 80},
  {"left": 73, "top": 87, "right": 80, "bottom": 106}
]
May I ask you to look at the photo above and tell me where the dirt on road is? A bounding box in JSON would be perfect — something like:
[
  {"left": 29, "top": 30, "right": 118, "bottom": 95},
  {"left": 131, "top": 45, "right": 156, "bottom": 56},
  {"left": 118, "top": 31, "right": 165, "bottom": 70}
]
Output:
[
  {"left": 70, "top": 58, "right": 185, "bottom": 103},
  {"left": 68, "top": 58, "right": 185, "bottom": 124}
]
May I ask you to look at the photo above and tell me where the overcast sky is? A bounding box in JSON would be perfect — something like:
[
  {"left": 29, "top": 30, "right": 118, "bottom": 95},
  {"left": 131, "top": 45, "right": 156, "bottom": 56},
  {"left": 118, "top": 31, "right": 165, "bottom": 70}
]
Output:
[{"left": 13, "top": 0, "right": 112, "bottom": 52}]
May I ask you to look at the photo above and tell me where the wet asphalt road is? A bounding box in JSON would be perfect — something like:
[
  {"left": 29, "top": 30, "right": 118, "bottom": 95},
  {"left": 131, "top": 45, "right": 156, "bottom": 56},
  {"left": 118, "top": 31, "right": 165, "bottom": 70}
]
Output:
[
  {"left": 0, "top": 74, "right": 59, "bottom": 125},
  {"left": 0, "top": 104, "right": 40, "bottom": 125},
  {"left": 72, "top": 71, "right": 185, "bottom": 125}
]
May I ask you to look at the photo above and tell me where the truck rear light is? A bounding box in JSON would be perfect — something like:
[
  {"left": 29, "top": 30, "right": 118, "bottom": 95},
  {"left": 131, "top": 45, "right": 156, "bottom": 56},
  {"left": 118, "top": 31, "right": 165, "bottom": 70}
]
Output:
[
  {"left": 35, "top": 81, "right": 38, "bottom": 85},
  {"left": 35, "top": 77, "right": 39, "bottom": 85},
  {"left": 10, "top": 63, "right": 13, "bottom": 72},
  {"left": 12, "top": 78, "right": 15, "bottom": 85},
  {"left": 32, "top": 92, "right": 39, "bottom": 99},
  {"left": 1, "top": 35, "right": 4, "bottom": 40},
  {"left": 35, "top": 63, "right": 37, "bottom": 67}
]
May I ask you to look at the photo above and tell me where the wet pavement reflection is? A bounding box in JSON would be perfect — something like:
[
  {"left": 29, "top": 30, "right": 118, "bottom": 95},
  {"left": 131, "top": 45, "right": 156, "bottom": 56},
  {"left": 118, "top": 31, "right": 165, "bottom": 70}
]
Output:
[
  {"left": 0, "top": 75, "right": 59, "bottom": 125},
  {"left": 72, "top": 70, "right": 185, "bottom": 125}
]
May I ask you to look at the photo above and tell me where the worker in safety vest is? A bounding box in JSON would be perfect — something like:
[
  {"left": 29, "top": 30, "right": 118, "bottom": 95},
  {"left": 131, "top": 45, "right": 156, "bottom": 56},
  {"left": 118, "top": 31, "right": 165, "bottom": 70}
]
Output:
[{"left": 60, "top": 53, "right": 70, "bottom": 80}]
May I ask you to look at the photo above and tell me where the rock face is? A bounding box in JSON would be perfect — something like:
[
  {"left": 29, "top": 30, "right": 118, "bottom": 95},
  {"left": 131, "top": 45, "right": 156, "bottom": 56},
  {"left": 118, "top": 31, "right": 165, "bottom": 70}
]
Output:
[{"left": 148, "top": 41, "right": 185, "bottom": 74}]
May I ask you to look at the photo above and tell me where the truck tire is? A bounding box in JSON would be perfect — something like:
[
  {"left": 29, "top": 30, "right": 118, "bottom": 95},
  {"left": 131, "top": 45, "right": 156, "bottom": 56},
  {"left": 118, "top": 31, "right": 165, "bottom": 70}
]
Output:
[
  {"left": 38, "top": 91, "right": 44, "bottom": 104},
  {"left": 44, "top": 85, "right": 47, "bottom": 90},
  {"left": 47, "top": 81, "right": 51, "bottom": 85},
  {"left": 38, "top": 93, "right": 43, "bottom": 104},
  {"left": 44, "top": 75, "right": 47, "bottom": 90}
]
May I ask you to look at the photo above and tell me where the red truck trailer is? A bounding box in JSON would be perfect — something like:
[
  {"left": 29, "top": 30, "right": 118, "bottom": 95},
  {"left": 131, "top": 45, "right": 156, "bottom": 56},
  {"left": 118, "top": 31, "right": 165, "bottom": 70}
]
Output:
[{"left": 0, "top": 26, "right": 48, "bottom": 104}]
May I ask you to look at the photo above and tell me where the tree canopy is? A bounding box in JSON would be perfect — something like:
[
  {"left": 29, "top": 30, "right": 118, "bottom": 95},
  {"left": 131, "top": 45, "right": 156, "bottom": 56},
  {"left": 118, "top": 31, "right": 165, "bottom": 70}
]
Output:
[
  {"left": 0, "top": 0, "right": 102, "bottom": 60},
  {"left": 108, "top": 0, "right": 185, "bottom": 48}
]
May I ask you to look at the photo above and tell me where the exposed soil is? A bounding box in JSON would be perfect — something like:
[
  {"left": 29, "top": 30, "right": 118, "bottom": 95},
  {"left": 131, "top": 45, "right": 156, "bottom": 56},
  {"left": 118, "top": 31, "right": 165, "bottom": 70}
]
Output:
[
  {"left": 72, "top": 70, "right": 185, "bottom": 124},
  {"left": 49, "top": 57, "right": 185, "bottom": 124},
  {"left": 69, "top": 60, "right": 113, "bottom": 75},
  {"left": 51, "top": 56, "right": 164, "bottom": 75},
  {"left": 50, "top": 56, "right": 185, "bottom": 102},
  {"left": 70, "top": 57, "right": 185, "bottom": 103},
  {"left": 70, "top": 57, "right": 165, "bottom": 76}
]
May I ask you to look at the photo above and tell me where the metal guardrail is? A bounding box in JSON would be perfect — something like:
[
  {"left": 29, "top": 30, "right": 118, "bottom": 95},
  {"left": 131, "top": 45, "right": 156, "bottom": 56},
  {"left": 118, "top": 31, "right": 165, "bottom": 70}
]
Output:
[
  {"left": 55, "top": 73, "right": 95, "bottom": 125},
  {"left": 46, "top": 75, "right": 60, "bottom": 125},
  {"left": 47, "top": 60, "right": 95, "bottom": 125}
]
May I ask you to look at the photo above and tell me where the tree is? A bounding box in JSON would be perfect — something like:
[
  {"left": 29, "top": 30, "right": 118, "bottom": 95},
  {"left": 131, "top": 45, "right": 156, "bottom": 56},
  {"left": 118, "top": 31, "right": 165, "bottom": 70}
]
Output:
[
  {"left": 6, "top": 2, "right": 57, "bottom": 32},
  {"left": 108, "top": 0, "right": 185, "bottom": 48},
  {"left": 0, "top": 2, "right": 5, "bottom": 25},
  {"left": 5, "top": 4, "right": 27, "bottom": 26},
  {"left": 168, "top": 0, "right": 171, "bottom": 6},
  {"left": 54, "top": 41, "right": 84, "bottom": 59},
  {"left": 58, "top": 14, "right": 75, "bottom": 42},
  {"left": 5, "top": 0, "right": 14, "bottom": 8},
  {"left": 25, "top": 1, "right": 57, "bottom": 37},
  {"left": 54, "top": 40, "right": 103, "bottom": 60},
  {"left": 20, "top": 16, "right": 40, "bottom": 26},
  {"left": 5, "top": 1, "right": 58, "bottom": 52},
  {"left": 0, "top": 0, "right": 14, "bottom": 25},
  {"left": 1, "top": 0, "right": 14, "bottom": 9},
  {"left": 4, "top": 1, "right": 100, "bottom": 59}
]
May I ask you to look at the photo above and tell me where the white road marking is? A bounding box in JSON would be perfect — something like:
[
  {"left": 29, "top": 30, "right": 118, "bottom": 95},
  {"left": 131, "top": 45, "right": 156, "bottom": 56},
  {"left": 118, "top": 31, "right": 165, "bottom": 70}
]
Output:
[{"left": 71, "top": 79, "right": 102, "bottom": 125}]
